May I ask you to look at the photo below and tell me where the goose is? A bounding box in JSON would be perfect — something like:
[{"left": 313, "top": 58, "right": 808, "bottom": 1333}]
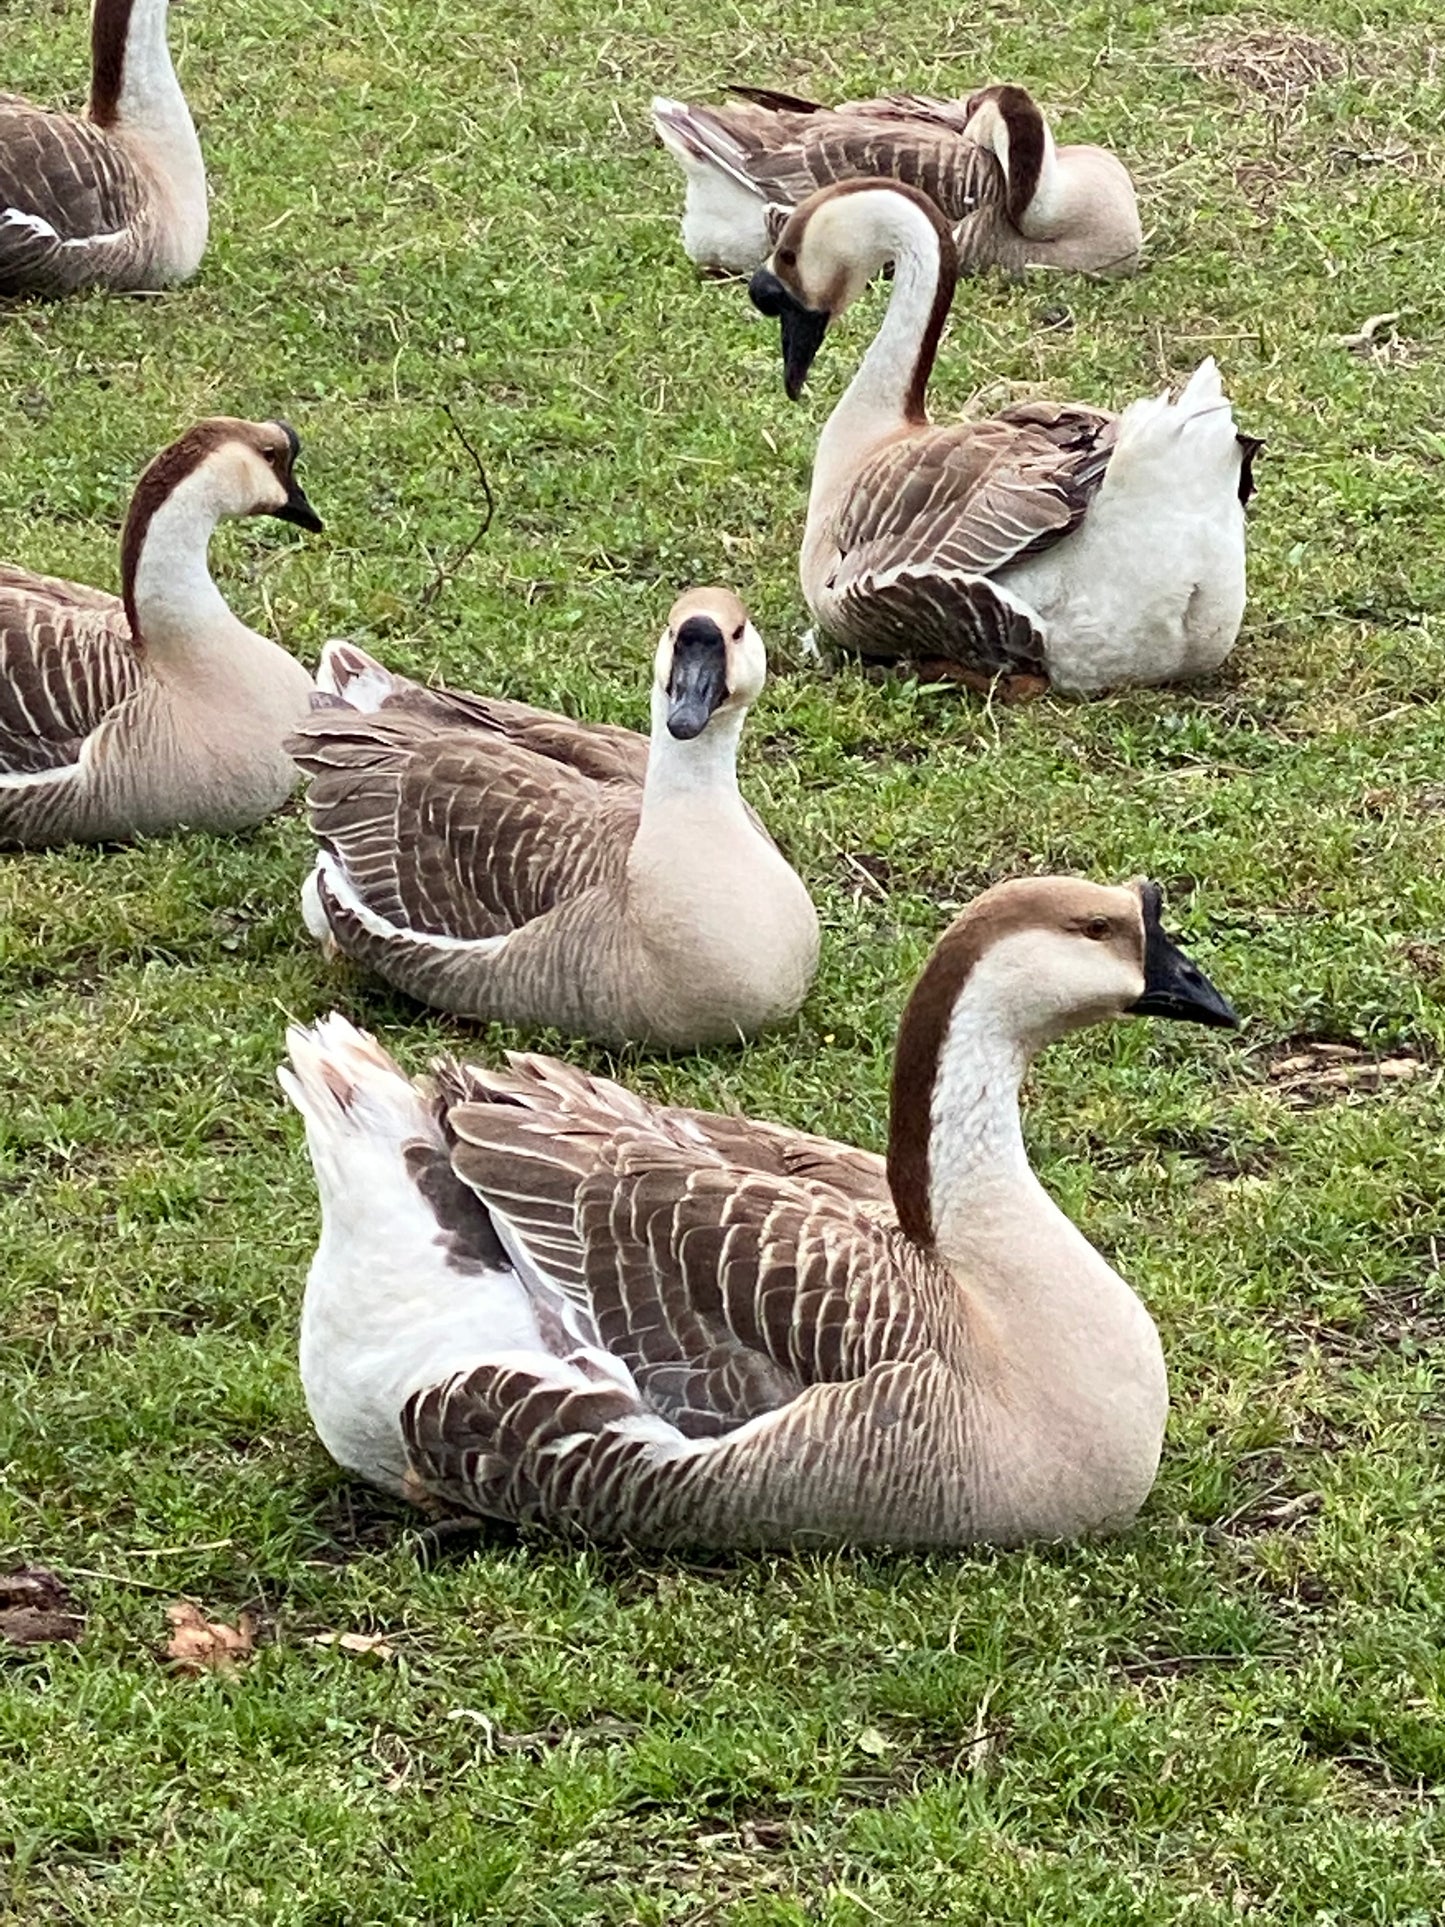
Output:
[
  {"left": 288, "top": 589, "right": 820, "bottom": 1048},
  {"left": 281, "top": 875, "right": 1239, "bottom": 1548},
  {"left": 652, "top": 82, "right": 1141, "bottom": 279},
  {"left": 0, "top": 418, "right": 322, "bottom": 847},
  {"left": 1, "top": 0, "right": 206, "bottom": 298},
  {"left": 747, "top": 179, "right": 1258, "bottom": 695}
]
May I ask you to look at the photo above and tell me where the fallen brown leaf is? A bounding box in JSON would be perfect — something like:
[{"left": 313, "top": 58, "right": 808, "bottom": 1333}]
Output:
[
  {"left": 0, "top": 1567, "right": 84, "bottom": 1647},
  {"left": 164, "top": 1601, "right": 255, "bottom": 1674},
  {"left": 308, "top": 1630, "right": 396, "bottom": 1661}
]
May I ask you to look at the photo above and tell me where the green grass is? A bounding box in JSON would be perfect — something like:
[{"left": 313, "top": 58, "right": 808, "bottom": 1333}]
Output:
[{"left": 2, "top": 0, "right": 1443, "bottom": 1917}]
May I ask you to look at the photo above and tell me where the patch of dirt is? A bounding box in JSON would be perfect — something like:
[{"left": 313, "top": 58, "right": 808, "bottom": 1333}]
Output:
[
  {"left": 1400, "top": 941, "right": 1445, "bottom": 990},
  {"left": 839, "top": 736, "right": 929, "bottom": 765},
  {"left": 837, "top": 849, "right": 896, "bottom": 900},
  {"left": 1282, "top": 1271, "right": 1445, "bottom": 1363},
  {"left": 0, "top": 1566, "right": 84, "bottom": 1646},
  {"left": 1184, "top": 27, "right": 1345, "bottom": 100},
  {"left": 1156, "top": 1125, "right": 1277, "bottom": 1181},
  {"left": 1263, "top": 1039, "right": 1427, "bottom": 1107}
]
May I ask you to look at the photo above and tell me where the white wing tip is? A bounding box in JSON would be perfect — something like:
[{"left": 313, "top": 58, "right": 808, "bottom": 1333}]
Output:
[{"left": 317, "top": 638, "right": 396, "bottom": 710}]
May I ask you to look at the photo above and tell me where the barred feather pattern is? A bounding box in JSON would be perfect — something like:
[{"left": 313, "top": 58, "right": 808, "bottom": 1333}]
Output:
[
  {"left": 320, "top": 649, "right": 652, "bottom": 788},
  {"left": 819, "top": 408, "right": 1118, "bottom": 674},
  {"left": 0, "top": 100, "right": 154, "bottom": 296},
  {"left": 0, "top": 568, "right": 148, "bottom": 845},
  {"left": 396, "top": 1055, "right": 984, "bottom": 1544}
]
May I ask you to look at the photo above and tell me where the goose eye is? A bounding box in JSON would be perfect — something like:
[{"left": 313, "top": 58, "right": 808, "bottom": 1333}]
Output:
[
  {"left": 778, "top": 247, "right": 797, "bottom": 268},
  {"left": 731, "top": 625, "right": 744, "bottom": 642},
  {"left": 1084, "top": 917, "right": 1112, "bottom": 941}
]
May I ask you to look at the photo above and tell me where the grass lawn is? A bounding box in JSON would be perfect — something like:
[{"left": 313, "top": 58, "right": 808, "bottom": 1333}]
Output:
[{"left": 2, "top": 0, "right": 1443, "bottom": 1917}]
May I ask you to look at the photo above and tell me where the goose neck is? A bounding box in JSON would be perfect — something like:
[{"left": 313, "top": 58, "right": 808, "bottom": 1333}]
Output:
[
  {"left": 122, "top": 478, "right": 234, "bottom": 662},
  {"left": 640, "top": 690, "right": 748, "bottom": 815},
  {"left": 921, "top": 997, "right": 1036, "bottom": 1256},
  {"left": 832, "top": 196, "right": 955, "bottom": 435},
  {"left": 90, "top": 0, "right": 191, "bottom": 140}
]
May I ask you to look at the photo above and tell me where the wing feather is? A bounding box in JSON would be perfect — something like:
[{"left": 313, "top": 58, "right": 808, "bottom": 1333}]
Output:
[
  {"left": 443, "top": 1080, "right": 948, "bottom": 1440},
  {"left": 289, "top": 708, "right": 637, "bottom": 942},
  {"left": 0, "top": 103, "right": 140, "bottom": 295},
  {"left": 0, "top": 567, "right": 142, "bottom": 776},
  {"left": 824, "top": 412, "right": 1117, "bottom": 674}
]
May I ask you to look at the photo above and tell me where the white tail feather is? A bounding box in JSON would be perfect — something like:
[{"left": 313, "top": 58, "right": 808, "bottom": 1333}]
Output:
[
  {"left": 316, "top": 639, "right": 399, "bottom": 711},
  {"left": 1101, "top": 358, "right": 1241, "bottom": 509}
]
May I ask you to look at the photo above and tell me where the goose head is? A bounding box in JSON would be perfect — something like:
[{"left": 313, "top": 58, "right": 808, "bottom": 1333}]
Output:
[
  {"left": 654, "top": 588, "right": 766, "bottom": 742},
  {"left": 748, "top": 181, "right": 951, "bottom": 398},
  {"left": 913, "top": 876, "right": 1238, "bottom": 1052},
  {"left": 120, "top": 418, "right": 323, "bottom": 642},
  {"left": 888, "top": 878, "right": 1237, "bottom": 1245},
  {"left": 960, "top": 81, "right": 1141, "bottom": 265},
  {"left": 123, "top": 417, "right": 322, "bottom": 550}
]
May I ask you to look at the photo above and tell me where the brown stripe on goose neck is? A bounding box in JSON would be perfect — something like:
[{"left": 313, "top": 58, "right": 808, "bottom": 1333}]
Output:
[
  {"left": 788, "top": 178, "right": 957, "bottom": 425},
  {"left": 885, "top": 887, "right": 1058, "bottom": 1247},
  {"left": 988, "top": 85, "right": 1047, "bottom": 228},
  {"left": 119, "top": 419, "right": 243, "bottom": 643},
  {"left": 89, "top": 0, "right": 140, "bottom": 127}
]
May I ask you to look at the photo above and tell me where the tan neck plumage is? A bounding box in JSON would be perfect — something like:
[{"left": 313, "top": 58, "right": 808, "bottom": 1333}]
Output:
[{"left": 806, "top": 191, "right": 956, "bottom": 520}]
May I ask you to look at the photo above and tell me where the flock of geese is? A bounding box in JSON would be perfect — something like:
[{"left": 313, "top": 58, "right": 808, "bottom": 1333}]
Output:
[{"left": 7, "top": 0, "right": 1269, "bottom": 1548}]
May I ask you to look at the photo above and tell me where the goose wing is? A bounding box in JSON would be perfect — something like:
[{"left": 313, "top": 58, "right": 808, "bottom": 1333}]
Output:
[
  {"left": 289, "top": 707, "right": 637, "bottom": 942},
  {"left": 0, "top": 103, "right": 141, "bottom": 294},
  {"left": 707, "top": 106, "right": 1000, "bottom": 225},
  {"left": 0, "top": 567, "right": 142, "bottom": 776},
  {"left": 727, "top": 85, "right": 980, "bottom": 137},
  {"left": 319, "top": 640, "right": 653, "bottom": 787},
  {"left": 431, "top": 1054, "right": 943, "bottom": 1443},
  {"left": 826, "top": 412, "right": 1116, "bottom": 673},
  {"left": 464, "top": 1051, "right": 893, "bottom": 1207},
  {"left": 396, "top": 690, "right": 651, "bottom": 789}
]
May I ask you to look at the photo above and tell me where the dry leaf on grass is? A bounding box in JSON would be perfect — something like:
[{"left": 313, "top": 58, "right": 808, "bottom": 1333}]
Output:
[
  {"left": 308, "top": 1630, "right": 396, "bottom": 1661},
  {"left": 164, "top": 1601, "right": 255, "bottom": 1673},
  {"left": 1267, "top": 1041, "right": 1424, "bottom": 1104},
  {"left": 0, "top": 1567, "right": 84, "bottom": 1647}
]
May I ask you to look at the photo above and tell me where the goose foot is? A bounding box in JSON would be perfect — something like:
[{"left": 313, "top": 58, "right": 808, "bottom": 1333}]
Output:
[{"left": 915, "top": 658, "right": 1051, "bottom": 701}]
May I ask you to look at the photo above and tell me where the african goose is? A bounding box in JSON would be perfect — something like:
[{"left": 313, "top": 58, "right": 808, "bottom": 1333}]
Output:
[
  {"left": 653, "top": 82, "right": 1140, "bottom": 279},
  {"left": 289, "top": 590, "right": 820, "bottom": 1048},
  {"left": 1, "top": 0, "right": 206, "bottom": 298},
  {"left": 282, "top": 876, "right": 1239, "bottom": 1548},
  {"left": 748, "top": 180, "right": 1257, "bottom": 695},
  {"left": 0, "top": 419, "right": 321, "bottom": 847}
]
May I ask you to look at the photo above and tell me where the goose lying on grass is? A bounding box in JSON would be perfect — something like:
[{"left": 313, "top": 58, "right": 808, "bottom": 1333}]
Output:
[
  {"left": 0, "top": 418, "right": 321, "bottom": 847},
  {"left": 748, "top": 180, "right": 1258, "bottom": 695},
  {"left": 0, "top": 0, "right": 207, "bottom": 298},
  {"left": 282, "top": 875, "right": 1238, "bottom": 1549},
  {"left": 290, "top": 590, "right": 819, "bottom": 1049},
  {"left": 653, "top": 82, "right": 1141, "bottom": 279}
]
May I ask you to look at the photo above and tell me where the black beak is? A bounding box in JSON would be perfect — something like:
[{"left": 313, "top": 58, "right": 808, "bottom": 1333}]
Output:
[
  {"left": 268, "top": 419, "right": 324, "bottom": 533},
  {"left": 1129, "top": 883, "right": 1240, "bottom": 1030},
  {"left": 748, "top": 267, "right": 830, "bottom": 401},
  {"left": 666, "top": 615, "right": 729, "bottom": 740},
  {"left": 272, "top": 479, "right": 323, "bottom": 534}
]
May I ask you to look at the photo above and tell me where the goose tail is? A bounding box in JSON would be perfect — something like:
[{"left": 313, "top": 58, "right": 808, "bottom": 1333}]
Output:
[
  {"left": 316, "top": 639, "right": 402, "bottom": 711},
  {"left": 650, "top": 96, "right": 754, "bottom": 184},
  {"left": 279, "top": 1013, "right": 435, "bottom": 1175},
  {"left": 1101, "top": 358, "right": 1249, "bottom": 512}
]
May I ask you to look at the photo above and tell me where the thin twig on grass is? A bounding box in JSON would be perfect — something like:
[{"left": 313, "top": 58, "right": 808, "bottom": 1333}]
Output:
[{"left": 417, "top": 404, "right": 496, "bottom": 613}]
